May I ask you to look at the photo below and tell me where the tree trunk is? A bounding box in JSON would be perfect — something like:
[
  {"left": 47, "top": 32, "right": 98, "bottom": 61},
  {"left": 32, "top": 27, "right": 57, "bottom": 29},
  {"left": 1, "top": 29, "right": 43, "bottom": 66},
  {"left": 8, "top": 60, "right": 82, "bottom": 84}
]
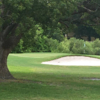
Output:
[{"left": 0, "top": 45, "right": 14, "bottom": 79}]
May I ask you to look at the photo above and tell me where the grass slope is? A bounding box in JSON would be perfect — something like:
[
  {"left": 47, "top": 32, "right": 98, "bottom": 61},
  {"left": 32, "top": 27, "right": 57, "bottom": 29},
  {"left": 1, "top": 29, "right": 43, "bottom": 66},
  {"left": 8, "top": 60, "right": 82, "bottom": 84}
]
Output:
[{"left": 0, "top": 53, "right": 100, "bottom": 100}]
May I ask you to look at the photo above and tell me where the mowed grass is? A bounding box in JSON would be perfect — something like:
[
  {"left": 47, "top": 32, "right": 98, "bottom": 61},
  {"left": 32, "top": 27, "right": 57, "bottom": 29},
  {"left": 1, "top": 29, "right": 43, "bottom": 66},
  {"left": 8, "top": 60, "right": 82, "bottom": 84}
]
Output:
[{"left": 0, "top": 53, "right": 100, "bottom": 100}]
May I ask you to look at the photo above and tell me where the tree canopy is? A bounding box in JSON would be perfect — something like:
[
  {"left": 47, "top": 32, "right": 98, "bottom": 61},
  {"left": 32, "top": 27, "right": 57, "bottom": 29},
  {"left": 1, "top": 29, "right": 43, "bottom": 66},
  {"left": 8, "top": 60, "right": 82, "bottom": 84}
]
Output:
[
  {"left": 61, "top": 0, "right": 100, "bottom": 31},
  {"left": 1, "top": 0, "right": 100, "bottom": 43}
]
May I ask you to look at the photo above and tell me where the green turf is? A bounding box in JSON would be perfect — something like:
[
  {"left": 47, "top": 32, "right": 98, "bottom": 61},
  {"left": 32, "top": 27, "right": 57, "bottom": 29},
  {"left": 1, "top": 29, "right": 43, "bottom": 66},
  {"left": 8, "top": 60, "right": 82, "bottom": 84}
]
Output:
[{"left": 0, "top": 53, "right": 100, "bottom": 100}]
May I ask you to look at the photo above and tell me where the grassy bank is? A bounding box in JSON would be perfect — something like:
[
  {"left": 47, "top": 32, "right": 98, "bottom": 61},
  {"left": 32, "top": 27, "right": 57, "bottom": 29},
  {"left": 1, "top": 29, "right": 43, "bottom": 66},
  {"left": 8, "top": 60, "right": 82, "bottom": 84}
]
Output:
[{"left": 0, "top": 53, "right": 100, "bottom": 100}]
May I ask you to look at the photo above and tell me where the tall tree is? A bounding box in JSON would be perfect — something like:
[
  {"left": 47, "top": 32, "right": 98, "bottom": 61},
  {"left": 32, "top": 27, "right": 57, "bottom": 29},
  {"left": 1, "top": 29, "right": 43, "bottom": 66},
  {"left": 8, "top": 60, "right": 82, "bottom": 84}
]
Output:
[
  {"left": 0, "top": 0, "right": 80, "bottom": 79},
  {"left": 1, "top": 0, "right": 100, "bottom": 79}
]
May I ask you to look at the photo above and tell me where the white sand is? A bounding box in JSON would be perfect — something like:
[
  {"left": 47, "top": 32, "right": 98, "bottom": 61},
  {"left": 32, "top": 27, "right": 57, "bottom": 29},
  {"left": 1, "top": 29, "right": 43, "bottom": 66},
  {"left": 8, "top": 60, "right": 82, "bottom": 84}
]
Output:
[{"left": 42, "top": 56, "right": 100, "bottom": 66}]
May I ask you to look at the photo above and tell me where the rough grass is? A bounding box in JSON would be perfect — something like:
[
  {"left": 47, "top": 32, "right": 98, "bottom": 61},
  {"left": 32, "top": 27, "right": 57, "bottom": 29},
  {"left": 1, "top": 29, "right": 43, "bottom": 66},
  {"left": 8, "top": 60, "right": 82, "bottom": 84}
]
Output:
[{"left": 0, "top": 53, "right": 100, "bottom": 100}]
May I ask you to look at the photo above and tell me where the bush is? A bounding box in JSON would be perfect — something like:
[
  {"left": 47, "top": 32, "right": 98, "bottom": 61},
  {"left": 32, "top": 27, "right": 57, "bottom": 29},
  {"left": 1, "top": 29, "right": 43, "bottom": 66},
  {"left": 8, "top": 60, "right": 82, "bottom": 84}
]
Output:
[
  {"left": 46, "top": 38, "right": 59, "bottom": 52},
  {"left": 12, "top": 35, "right": 100, "bottom": 55},
  {"left": 33, "top": 35, "right": 50, "bottom": 52},
  {"left": 84, "top": 41, "right": 94, "bottom": 55},
  {"left": 94, "top": 47, "right": 100, "bottom": 55},
  {"left": 57, "top": 39, "right": 70, "bottom": 53},
  {"left": 69, "top": 38, "right": 77, "bottom": 52},
  {"left": 92, "top": 39, "right": 100, "bottom": 55},
  {"left": 93, "top": 38, "right": 100, "bottom": 48},
  {"left": 72, "top": 39, "right": 84, "bottom": 54}
]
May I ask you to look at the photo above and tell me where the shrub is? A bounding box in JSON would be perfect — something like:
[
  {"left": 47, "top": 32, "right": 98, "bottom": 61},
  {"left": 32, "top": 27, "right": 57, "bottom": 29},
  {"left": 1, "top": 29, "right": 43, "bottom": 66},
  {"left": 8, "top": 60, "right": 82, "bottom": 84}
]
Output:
[
  {"left": 69, "top": 38, "right": 77, "bottom": 52},
  {"left": 93, "top": 38, "right": 100, "bottom": 48},
  {"left": 57, "top": 39, "right": 70, "bottom": 53},
  {"left": 92, "top": 39, "right": 100, "bottom": 55},
  {"left": 72, "top": 39, "right": 84, "bottom": 54},
  {"left": 46, "top": 38, "right": 59, "bottom": 52},
  {"left": 33, "top": 35, "right": 50, "bottom": 52},
  {"left": 94, "top": 47, "right": 100, "bottom": 55},
  {"left": 84, "top": 41, "right": 94, "bottom": 55}
]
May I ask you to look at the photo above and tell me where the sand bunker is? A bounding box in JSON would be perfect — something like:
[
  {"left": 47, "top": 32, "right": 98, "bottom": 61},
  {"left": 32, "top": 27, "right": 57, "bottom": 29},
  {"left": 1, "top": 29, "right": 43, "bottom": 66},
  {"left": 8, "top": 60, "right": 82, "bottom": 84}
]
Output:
[{"left": 42, "top": 56, "right": 100, "bottom": 66}]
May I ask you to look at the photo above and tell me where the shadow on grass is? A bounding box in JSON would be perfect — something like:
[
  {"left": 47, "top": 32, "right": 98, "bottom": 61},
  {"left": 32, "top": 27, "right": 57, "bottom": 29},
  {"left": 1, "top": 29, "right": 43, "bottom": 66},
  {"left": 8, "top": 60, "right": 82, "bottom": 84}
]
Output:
[
  {"left": 0, "top": 71, "right": 100, "bottom": 100},
  {"left": 0, "top": 76, "right": 100, "bottom": 100}
]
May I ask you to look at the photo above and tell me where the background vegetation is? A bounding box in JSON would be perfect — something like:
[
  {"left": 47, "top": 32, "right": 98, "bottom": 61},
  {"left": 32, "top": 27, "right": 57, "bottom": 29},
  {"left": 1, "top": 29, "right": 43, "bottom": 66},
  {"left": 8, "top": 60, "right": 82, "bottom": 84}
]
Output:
[{"left": 13, "top": 37, "right": 100, "bottom": 55}]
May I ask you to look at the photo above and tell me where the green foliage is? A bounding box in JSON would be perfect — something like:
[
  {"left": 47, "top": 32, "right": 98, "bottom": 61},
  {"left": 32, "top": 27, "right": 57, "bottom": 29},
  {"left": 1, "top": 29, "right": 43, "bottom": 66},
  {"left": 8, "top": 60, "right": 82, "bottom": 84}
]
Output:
[
  {"left": 72, "top": 39, "right": 84, "bottom": 54},
  {"left": 69, "top": 38, "right": 77, "bottom": 52},
  {"left": 51, "top": 28, "right": 64, "bottom": 42},
  {"left": 12, "top": 37, "right": 100, "bottom": 55},
  {"left": 34, "top": 35, "right": 49, "bottom": 52},
  {"left": 1, "top": 0, "right": 100, "bottom": 54},
  {"left": 57, "top": 39, "right": 70, "bottom": 53},
  {"left": 84, "top": 41, "right": 94, "bottom": 55},
  {"left": 94, "top": 48, "right": 100, "bottom": 55},
  {"left": 56, "top": 38, "right": 100, "bottom": 55},
  {"left": 46, "top": 38, "right": 59, "bottom": 52},
  {"left": 93, "top": 39, "right": 100, "bottom": 48},
  {"left": 93, "top": 39, "right": 100, "bottom": 55}
]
